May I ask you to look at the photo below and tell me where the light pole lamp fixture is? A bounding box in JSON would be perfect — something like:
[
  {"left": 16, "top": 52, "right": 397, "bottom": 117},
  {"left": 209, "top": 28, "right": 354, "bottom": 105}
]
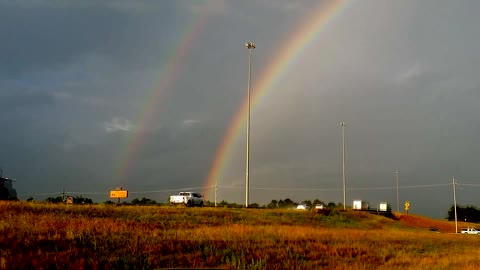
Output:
[{"left": 245, "top": 41, "right": 256, "bottom": 49}]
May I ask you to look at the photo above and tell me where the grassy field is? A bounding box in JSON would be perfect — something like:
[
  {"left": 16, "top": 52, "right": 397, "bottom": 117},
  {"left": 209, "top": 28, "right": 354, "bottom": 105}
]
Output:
[{"left": 1, "top": 201, "right": 479, "bottom": 269}]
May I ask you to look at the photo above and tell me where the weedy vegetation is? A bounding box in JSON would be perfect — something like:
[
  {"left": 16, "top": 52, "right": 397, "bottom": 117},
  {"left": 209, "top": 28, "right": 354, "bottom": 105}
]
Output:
[{"left": 1, "top": 201, "right": 479, "bottom": 269}]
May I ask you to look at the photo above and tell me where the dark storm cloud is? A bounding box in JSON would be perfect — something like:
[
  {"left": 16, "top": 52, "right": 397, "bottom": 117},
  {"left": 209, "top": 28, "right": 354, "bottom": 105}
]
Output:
[
  {"left": 0, "top": 88, "right": 54, "bottom": 111},
  {"left": 0, "top": 1, "right": 182, "bottom": 77}
]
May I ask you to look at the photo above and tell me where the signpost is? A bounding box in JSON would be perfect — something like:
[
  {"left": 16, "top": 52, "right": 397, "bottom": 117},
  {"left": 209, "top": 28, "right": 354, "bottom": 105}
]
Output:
[
  {"left": 404, "top": 201, "right": 410, "bottom": 215},
  {"left": 110, "top": 187, "right": 128, "bottom": 204}
]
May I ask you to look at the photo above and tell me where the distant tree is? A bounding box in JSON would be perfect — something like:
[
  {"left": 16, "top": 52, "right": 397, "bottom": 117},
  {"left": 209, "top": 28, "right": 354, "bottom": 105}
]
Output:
[
  {"left": 267, "top": 200, "right": 278, "bottom": 209},
  {"left": 327, "top": 202, "right": 337, "bottom": 208},
  {"left": 447, "top": 205, "right": 480, "bottom": 222},
  {"left": 26, "top": 197, "right": 34, "bottom": 202},
  {"left": 73, "top": 196, "right": 93, "bottom": 204},
  {"left": 131, "top": 197, "right": 157, "bottom": 205},
  {"left": 278, "top": 198, "right": 296, "bottom": 209},
  {"left": 45, "top": 196, "right": 63, "bottom": 203},
  {"left": 304, "top": 200, "right": 313, "bottom": 209},
  {"left": 230, "top": 202, "right": 243, "bottom": 208},
  {"left": 131, "top": 198, "right": 140, "bottom": 204},
  {"left": 215, "top": 200, "right": 245, "bottom": 208},
  {"left": 142, "top": 197, "right": 157, "bottom": 205},
  {"left": 249, "top": 203, "right": 260, "bottom": 208},
  {"left": 218, "top": 200, "right": 229, "bottom": 207},
  {"left": 204, "top": 200, "right": 218, "bottom": 207}
]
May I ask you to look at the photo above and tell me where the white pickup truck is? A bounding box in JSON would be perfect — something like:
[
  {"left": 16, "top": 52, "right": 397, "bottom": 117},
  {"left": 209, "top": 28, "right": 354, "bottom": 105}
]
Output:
[
  {"left": 461, "top": 227, "right": 480, "bottom": 235},
  {"left": 169, "top": 192, "right": 204, "bottom": 207}
]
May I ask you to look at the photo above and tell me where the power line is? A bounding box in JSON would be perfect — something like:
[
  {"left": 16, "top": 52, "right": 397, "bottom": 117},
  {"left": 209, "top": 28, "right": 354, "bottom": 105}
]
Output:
[
  {"left": 398, "top": 183, "right": 451, "bottom": 189},
  {"left": 447, "top": 178, "right": 480, "bottom": 187},
  {"left": 21, "top": 192, "right": 65, "bottom": 196},
  {"left": 218, "top": 183, "right": 451, "bottom": 192},
  {"left": 456, "top": 183, "right": 480, "bottom": 187}
]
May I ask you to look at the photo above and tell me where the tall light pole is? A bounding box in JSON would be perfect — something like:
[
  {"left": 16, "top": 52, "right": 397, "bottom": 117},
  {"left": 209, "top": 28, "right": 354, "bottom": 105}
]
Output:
[
  {"left": 396, "top": 170, "right": 399, "bottom": 212},
  {"left": 245, "top": 41, "right": 255, "bottom": 207},
  {"left": 341, "top": 122, "right": 346, "bottom": 210}
]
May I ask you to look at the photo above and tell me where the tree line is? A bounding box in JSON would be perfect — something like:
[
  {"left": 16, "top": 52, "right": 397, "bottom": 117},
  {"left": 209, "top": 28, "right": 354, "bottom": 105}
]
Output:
[
  {"left": 447, "top": 205, "right": 480, "bottom": 223},
  {"left": 37, "top": 196, "right": 340, "bottom": 209},
  {"left": 41, "top": 196, "right": 93, "bottom": 204},
  {"left": 40, "top": 196, "right": 158, "bottom": 205}
]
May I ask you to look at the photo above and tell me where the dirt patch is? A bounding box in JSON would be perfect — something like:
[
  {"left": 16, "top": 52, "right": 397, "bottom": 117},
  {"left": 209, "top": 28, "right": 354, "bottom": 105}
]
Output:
[{"left": 393, "top": 213, "right": 473, "bottom": 233}]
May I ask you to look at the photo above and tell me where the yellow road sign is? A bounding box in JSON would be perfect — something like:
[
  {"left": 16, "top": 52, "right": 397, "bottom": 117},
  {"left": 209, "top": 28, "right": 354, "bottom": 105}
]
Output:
[
  {"left": 404, "top": 201, "right": 410, "bottom": 211},
  {"left": 110, "top": 190, "right": 128, "bottom": 198}
]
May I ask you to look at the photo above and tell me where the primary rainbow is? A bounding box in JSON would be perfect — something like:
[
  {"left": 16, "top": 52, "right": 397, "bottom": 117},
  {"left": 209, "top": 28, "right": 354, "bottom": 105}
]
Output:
[
  {"left": 203, "top": 0, "right": 353, "bottom": 198},
  {"left": 115, "top": 13, "right": 210, "bottom": 185}
]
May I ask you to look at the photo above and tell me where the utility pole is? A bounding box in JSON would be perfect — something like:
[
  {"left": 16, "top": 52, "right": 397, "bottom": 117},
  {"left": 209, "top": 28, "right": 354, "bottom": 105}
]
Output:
[
  {"left": 214, "top": 179, "right": 218, "bottom": 207},
  {"left": 245, "top": 41, "right": 255, "bottom": 208},
  {"left": 396, "top": 170, "right": 399, "bottom": 212},
  {"left": 453, "top": 177, "right": 458, "bottom": 234},
  {"left": 341, "top": 122, "right": 346, "bottom": 210}
]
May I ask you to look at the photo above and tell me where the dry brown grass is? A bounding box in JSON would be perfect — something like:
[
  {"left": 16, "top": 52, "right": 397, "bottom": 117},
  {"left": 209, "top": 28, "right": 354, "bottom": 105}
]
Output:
[
  {"left": 394, "top": 212, "right": 478, "bottom": 233},
  {"left": 1, "top": 201, "right": 479, "bottom": 269}
]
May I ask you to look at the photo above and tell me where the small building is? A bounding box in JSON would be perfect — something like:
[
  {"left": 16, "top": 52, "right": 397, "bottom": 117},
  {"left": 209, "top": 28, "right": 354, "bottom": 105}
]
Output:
[
  {"left": 0, "top": 177, "right": 17, "bottom": 200},
  {"left": 353, "top": 200, "right": 369, "bottom": 210}
]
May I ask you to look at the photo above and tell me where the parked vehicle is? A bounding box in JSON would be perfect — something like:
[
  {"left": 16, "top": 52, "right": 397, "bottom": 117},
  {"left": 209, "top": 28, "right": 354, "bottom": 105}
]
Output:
[
  {"left": 296, "top": 204, "right": 307, "bottom": 210},
  {"left": 379, "top": 202, "right": 391, "bottom": 212},
  {"left": 353, "top": 200, "right": 369, "bottom": 210},
  {"left": 169, "top": 192, "right": 204, "bottom": 207},
  {"left": 461, "top": 227, "right": 480, "bottom": 235}
]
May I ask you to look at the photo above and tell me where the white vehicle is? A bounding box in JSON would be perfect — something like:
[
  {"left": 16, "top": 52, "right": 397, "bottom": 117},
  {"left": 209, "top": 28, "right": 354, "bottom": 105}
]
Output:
[
  {"left": 379, "top": 202, "right": 390, "bottom": 212},
  {"left": 353, "top": 200, "right": 369, "bottom": 210},
  {"left": 296, "top": 204, "right": 307, "bottom": 210},
  {"left": 169, "top": 192, "right": 204, "bottom": 207},
  {"left": 461, "top": 227, "right": 480, "bottom": 235},
  {"left": 315, "top": 204, "right": 325, "bottom": 210}
]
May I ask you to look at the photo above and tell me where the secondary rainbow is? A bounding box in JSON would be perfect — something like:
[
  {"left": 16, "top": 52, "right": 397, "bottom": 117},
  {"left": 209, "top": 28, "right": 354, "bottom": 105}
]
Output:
[
  {"left": 203, "top": 0, "right": 353, "bottom": 198},
  {"left": 115, "top": 14, "right": 210, "bottom": 185}
]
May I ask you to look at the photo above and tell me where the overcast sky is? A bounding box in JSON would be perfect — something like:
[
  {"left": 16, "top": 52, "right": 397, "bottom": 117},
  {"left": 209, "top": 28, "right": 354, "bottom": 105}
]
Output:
[{"left": 2, "top": 0, "right": 480, "bottom": 219}]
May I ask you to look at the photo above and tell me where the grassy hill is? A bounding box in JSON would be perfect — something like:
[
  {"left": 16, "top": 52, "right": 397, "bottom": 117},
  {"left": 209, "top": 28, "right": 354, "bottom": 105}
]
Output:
[{"left": 1, "top": 201, "right": 479, "bottom": 269}]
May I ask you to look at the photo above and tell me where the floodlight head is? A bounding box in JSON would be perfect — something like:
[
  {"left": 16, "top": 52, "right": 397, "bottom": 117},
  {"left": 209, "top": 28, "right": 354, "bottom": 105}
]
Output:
[{"left": 245, "top": 41, "right": 256, "bottom": 49}]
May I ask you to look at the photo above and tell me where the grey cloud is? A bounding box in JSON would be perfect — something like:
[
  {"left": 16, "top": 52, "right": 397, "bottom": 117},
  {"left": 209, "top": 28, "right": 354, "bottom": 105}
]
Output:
[
  {"left": 104, "top": 117, "right": 134, "bottom": 133},
  {"left": 0, "top": 1, "right": 183, "bottom": 77},
  {"left": 0, "top": 89, "right": 54, "bottom": 111}
]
